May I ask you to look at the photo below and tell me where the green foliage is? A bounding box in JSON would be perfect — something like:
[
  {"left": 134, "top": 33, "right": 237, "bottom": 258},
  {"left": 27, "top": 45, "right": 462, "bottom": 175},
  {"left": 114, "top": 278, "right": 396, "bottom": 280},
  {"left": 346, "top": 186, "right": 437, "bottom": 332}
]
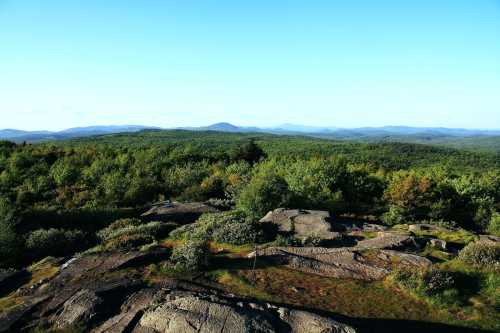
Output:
[
  {"left": 0, "top": 130, "right": 499, "bottom": 268},
  {"left": 97, "top": 218, "right": 176, "bottom": 251},
  {"left": 487, "top": 211, "right": 500, "bottom": 236},
  {"left": 229, "top": 140, "right": 266, "bottom": 164},
  {"left": 0, "top": 221, "right": 22, "bottom": 268},
  {"left": 392, "top": 268, "right": 460, "bottom": 305},
  {"left": 102, "top": 233, "right": 154, "bottom": 251},
  {"left": 458, "top": 242, "right": 500, "bottom": 268},
  {"left": 381, "top": 205, "right": 408, "bottom": 225},
  {"left": 170, "top": 211, "right": 261, "bottom": 245},
  {"left": 25, "top": 228, "right": 87, "bottom": 258},
  {"left": 237, "top": 167, "right": 290, "bottom": 219},
  {"left": 170, "top": 240, "right": 209, "bottom": 272},
  {"left": 281, "top": 157, "right": 346, "bottom": 212}
]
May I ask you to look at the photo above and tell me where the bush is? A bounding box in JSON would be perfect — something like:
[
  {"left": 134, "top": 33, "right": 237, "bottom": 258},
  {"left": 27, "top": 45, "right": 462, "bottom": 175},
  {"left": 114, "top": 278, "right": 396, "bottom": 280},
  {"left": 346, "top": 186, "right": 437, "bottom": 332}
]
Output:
[
  {"left": 392, "top": 268, "right": 456, "bottom": 296},
  {"left": 171, "top": 240, "right": 209, "bottom": 272},
  {"left": 0, "top": 221, "right": 22, "bottom": 268},
  {"left": 381, "top": 205, "right": 408, "bottom": 225},
  {"left": 170, "top": 211, "right": 261, "bottom": 245},
  {"left": 99, "top": 221, "right": 172, "bottom": 242},
  {"left": 103, "top": 233, "right": 155, "bottom": 251},
  {"left": 97, "top": 218, "right": 143, "bottom": 240},
  {"left": 25, "top": 228, "right": 87, "bottom": 257},
  {"left": 488, "top": 211, "right": 500, "bottom": 236},
  {"left": 458, "top": 242, "right": 500, "bottom": 268},
  {"left": 236, "top": 169, "right": 290, "bottom": 219},
  {"left": 97, "top": 218, "right": 176, "bottom": 250},
  {"left": 422, "top": 269, "right": 455, "bottom": 295},
  {"left": 212, "top": 221, "right": 259, "bottom": 245}
]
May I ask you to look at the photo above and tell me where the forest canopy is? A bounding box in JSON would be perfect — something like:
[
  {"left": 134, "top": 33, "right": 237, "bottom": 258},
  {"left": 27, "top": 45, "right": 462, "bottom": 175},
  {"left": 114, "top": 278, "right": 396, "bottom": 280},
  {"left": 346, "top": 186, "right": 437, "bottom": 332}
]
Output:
[{"left": 0, "top": 130, "right": 499, "bottom": 267}]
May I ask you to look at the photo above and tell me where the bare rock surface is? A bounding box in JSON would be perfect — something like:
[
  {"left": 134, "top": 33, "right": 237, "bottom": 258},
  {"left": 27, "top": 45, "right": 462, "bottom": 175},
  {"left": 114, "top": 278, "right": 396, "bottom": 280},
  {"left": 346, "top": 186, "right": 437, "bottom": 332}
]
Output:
[
  {"left": 141, "top": 201, "right": 219, "bottom": 223},
  {"left": 249, "top": 246, "right": 431, "bottom": 281},
  {"left": 478, "top": 234, "right": 500, "bottom": 243},
  {"left": 430, "top": 238, "right": 447, "bottom": 250},
  {"left": 278, "top": 307, "right": 356, "bottom": 333},
  {"left": 260, "top": 208, "right": 339, "bottom": 240},
  {"left": 0, "top": 248, "right": 357, "bottom": 333},
  {"left": 53, "top": 289, "right": 103, "bottom": 329},
  {"left": 354, "top": 234, "right": 418, "bottom": 250},
  {"left": 93, "top": 288, "right": 168, "bottom": 333},
  {"left": 137, "top": 295, "right": 276, "bottom": 333},
  {"left": 134, "top": 293, "right": 355, "bottom": 333}
]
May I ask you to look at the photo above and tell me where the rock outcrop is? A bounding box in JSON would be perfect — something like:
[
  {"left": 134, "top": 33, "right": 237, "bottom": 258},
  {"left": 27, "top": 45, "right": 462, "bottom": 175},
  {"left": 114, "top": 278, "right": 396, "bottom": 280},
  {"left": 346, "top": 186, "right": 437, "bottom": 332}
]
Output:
[
  {"left": 0, "top": 250, "right": 356, "bottom": 333},
  {"left": 479, "top": 234, "right": 500, "bottom": 243},
  {"left": 141, "top": 201, "right": 219, "bottom": 223},
  {"left": 277, "top": 308, "right": 356, "bottom": 333},
  {"left": 259, "top": 208, "right": 339, "bottom": 240},
  {"left": 133, "top": 293, "right": 355, "bottom": 333},
  {"left": 249, "top": 246, "right": 431, "bottom": 281},
  {"left": 354, "top": 233, "right": 418, "bottom": 250},
  {"left": 54, "top": 289, "right": 103, "bottom": 329}
]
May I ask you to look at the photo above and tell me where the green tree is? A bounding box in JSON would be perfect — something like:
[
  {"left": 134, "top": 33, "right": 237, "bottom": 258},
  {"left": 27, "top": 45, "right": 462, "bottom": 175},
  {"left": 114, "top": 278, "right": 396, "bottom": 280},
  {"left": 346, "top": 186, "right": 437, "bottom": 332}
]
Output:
[{"left": 237, "top": 167, "right": 290, "bottom": 219}]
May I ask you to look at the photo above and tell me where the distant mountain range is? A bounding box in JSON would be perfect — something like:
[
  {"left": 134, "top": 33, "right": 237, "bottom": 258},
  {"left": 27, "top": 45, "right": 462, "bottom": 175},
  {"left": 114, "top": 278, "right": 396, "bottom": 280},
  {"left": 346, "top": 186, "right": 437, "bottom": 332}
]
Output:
[
  {"left": 1, "top": 123, "right": 500, "bottom": 152},
  {"left": 0, "top": 125, "right": 159, "bottom": 142}
]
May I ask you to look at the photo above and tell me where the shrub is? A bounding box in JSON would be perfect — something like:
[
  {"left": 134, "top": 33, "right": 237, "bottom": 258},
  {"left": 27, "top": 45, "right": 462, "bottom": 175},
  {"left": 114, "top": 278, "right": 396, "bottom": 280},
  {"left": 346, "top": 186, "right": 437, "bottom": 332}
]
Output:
[
  {"left": 170, "top": 211, "right": 261, "bottom": 245},
  {"left": 381, "top": 205, "right": 408, "bottom": 226},
  {"left": 171, "top": 240, "right": 209, "bottom": 272},
  {"left": 0, "top": 221, "right": 22, "bottom": 268},
  {"left": 488, "top": 211, "right": 500, "bottom": 236},
  {"left": 458, "top": 242, "right": 500, "bottom": 268},
  {"left": 392, "top": 268, "right": 456, "bottom": 296},
  {"left": 274, "top": 235, "right": 297, "bottom": 246},
  {"left": 97, "top": 218, "right": 143, "bottom": 240},
  {"left": 236, "top": 169, "right": 290, "bottom": 219},
  {"left": 26, "top": 228, "right": 87, "bottom": 257},
  {"left": 100, "top": 222, "right": 171, "bottom": 242},
  {"left": 212, "top": 221, "right": 259, "bottom": 245},
  {"left": 422, "top": 269, "right": 455, "bottom": 295},
  {"left": 103, "top": 233, "right": 155, "bottom": 251}
]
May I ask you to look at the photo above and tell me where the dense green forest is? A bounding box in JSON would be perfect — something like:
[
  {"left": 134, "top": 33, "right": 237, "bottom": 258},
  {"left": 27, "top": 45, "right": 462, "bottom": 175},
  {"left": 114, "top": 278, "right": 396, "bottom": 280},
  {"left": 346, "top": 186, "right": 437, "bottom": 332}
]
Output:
[{"left": 0, "top": 130, "right": 499, "bottom": 267}]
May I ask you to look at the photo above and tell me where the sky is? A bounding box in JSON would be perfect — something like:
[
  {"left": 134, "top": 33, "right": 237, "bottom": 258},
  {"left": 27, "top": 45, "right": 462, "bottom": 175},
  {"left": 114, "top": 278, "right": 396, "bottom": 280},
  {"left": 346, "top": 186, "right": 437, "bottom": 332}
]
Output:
[{"left": 0, "top": 1, "right": 499, "bottom": 131}]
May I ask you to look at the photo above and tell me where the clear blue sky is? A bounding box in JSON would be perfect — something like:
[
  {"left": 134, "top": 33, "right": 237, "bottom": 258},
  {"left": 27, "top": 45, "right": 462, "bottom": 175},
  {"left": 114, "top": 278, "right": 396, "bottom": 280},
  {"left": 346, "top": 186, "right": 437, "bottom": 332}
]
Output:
[{"left": 1, "top": 1, "right": 499, "bottom": 130}]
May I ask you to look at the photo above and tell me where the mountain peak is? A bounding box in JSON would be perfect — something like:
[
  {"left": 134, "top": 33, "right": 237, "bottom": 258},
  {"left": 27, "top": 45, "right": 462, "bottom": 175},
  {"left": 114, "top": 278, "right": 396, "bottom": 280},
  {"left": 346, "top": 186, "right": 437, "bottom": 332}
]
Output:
[{"left": 206, "top": 122, "right": 240, "bottom": 131}]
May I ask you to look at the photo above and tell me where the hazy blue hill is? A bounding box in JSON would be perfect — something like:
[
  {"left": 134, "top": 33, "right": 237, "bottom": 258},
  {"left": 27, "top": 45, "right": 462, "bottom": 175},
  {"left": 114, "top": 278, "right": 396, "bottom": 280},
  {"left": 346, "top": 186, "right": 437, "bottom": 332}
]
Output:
[
  {"left": 2, "top": 123, "right": 500, "bottom": 152},
  {"left": 0, "top": 125, "right": 158, "bottom": 142},
  {"left": 0, "top": 129, "right": 52, "bottom": 138}
]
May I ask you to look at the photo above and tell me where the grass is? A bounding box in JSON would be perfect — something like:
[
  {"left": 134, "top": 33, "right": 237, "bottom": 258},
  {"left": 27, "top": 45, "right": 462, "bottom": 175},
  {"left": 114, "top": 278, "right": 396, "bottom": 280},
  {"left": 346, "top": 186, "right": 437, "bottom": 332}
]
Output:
[
  {"left": 420, "top": 245, "right": 454, "bottom": 262},
  {"left": 406, "top": 226, "right": 477, "bottom": 246},
  {"left": 206, "top": 269, "right": 274, "bottom": 302},
  {"left": 200, "top": 238, "right": 499, "bottom": 332},
  {"left": 387, "top": 258, "right": 500, "bottom": 331}
]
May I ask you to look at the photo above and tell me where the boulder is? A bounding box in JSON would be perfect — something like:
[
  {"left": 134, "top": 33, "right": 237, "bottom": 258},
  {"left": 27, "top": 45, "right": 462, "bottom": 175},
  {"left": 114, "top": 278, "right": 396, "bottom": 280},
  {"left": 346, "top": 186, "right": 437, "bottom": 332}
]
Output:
[
  {"left": 137, "top": 295, "right": 277, "bottom": 332},
  {"left": 278, "top": 307, "right": 356, "bottom": 333},
  {"left": 334, "top": 221, "right": 387, "bottom": 233},
  {"left": 135, "top": 293, "right": 356, "bottom": 333},
  {"left": 259, "top": 208, "right": 339, "bottom": 240},
  {"left": 429, "top": 238, "right": 447, "bottom": 250},
  {"left": 53, "top": 289, "right": 103, "bottom": 329},
  {"left": 355, "top": 234, "right": 417, "bottom": 250},
  {"left": 249, "top": 246, "right": 430, "bottom": 281},
  {"left": 141, "top": 201, "right": 219, "bottom": 223},
  {"left": 0, "top": 296, "right": 49, "bottom": 333},
  {"left": 94, "top": 288, "right": 168, "bottom": 333}
]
